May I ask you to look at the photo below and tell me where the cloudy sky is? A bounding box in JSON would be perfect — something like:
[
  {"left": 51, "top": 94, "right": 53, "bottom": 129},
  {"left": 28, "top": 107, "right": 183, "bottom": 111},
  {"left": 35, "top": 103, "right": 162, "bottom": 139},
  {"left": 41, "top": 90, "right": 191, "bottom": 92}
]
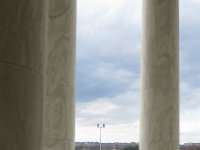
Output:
[{"left": 75, "top": 0, "right": 200, "bottom": 144}]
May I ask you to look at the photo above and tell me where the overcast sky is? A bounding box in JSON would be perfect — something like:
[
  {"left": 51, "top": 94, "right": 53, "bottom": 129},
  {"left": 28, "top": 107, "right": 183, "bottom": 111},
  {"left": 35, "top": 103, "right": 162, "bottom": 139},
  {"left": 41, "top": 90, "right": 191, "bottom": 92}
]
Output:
[{"left": 75, "top": 0, "right": 200, "bottom": 144}]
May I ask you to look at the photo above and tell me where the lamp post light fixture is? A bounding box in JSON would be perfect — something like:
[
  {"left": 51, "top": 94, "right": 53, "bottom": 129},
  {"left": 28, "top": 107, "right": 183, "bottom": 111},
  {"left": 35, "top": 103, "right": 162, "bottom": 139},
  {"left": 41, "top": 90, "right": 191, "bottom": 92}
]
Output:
[{"left": 97, "top": 123, "right": 105, "bottom": 150}]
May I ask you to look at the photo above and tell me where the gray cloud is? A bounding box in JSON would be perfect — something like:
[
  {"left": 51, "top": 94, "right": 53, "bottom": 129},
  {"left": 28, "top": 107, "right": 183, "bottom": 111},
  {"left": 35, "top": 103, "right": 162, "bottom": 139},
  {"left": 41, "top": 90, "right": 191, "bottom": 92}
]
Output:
[
  {"left": 180, "top": 0, "right": 200, "bottom": 87},
  {"left": 76, "top": 0, "right": 141, "bottom": 102},
  {"left": 76, "top": 88, "right": 140, "bottom": 126}
]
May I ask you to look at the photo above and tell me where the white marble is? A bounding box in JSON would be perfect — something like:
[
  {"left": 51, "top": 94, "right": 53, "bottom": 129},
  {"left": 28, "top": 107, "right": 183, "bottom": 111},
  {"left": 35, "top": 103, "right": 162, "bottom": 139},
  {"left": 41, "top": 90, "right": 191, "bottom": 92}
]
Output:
[
  {"left": 0, "top": 0, "right": 46, "bottom": 149},
  {"left": 140, "top": 0, "right": 179, "bottom": 150},
  {"left": 43, "top": 0, "right": 76, "bottom": 150}
]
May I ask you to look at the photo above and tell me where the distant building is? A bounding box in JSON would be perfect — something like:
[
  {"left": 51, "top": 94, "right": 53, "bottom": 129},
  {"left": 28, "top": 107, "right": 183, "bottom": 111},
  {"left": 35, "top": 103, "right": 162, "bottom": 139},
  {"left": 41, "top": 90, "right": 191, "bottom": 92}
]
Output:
[
  {"left": 75, "top": 142, "right": 137, "bottom": 150},
  {"left": 76, "top": 142, "right": 200, "bottom": 150}
]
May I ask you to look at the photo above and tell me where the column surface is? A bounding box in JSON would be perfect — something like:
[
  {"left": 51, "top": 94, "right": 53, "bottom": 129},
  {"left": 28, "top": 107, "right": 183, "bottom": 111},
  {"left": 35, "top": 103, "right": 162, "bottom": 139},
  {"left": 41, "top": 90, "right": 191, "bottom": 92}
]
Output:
[
  {"left": 140, "top": 0, "right": 179, "bottom": 150},
  {"left": 0, "top": 0, "right": 46, "bottom": 150},
  {"left": 43, "top": 0, "right": 76, "bottom": 150}
]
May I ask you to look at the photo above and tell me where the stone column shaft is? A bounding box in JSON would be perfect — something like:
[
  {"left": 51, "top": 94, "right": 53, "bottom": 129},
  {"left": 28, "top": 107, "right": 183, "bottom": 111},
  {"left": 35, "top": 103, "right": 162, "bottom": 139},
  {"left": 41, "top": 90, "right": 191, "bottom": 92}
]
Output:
[
  {"left": 43, "top": 0, "right": 76, "bottom": 150},
  {"left": 0, "top": 0, "right": 46, "bottom": 150},
  {"left": 140, "top": 0, "right": 179, "bottom": 150}
]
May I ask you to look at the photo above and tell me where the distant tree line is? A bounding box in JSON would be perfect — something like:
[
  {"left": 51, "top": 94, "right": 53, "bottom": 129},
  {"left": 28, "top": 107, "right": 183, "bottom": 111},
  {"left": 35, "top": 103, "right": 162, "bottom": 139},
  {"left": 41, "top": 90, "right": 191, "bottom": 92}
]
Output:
[{"left": 124, "top": 145, "right": 139, "bottom": 150}]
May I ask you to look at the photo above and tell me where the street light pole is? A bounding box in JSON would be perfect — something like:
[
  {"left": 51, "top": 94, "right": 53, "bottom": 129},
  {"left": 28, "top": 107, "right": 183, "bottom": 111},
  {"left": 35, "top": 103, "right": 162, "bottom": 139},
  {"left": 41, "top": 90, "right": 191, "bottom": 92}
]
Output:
[
  {"left": 97, "top": 123, "right": 105, "bottom": 150},
  {"left": 100, "top": 127, "right": 101, "bottom": 150}
]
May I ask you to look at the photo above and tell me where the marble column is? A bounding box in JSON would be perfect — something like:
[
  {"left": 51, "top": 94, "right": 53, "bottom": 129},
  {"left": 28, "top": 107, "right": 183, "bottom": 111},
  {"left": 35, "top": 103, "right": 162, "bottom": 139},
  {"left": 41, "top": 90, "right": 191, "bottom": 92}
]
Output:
[
  {"left": 140, "top": 0, "right": 179, "bottom": 150},
  {"left": 43, "top": 0, "right": 76, "bottom": 150},
  {"left": 0, "top": 0, "right": 46, "bottom": 150}
]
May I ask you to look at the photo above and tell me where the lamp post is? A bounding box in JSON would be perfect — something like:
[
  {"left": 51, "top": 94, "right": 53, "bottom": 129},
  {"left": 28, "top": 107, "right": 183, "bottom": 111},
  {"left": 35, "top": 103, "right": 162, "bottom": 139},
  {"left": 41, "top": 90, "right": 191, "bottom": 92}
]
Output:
[{"left": 97, "top": 123, "right": 105, "bottom": 150}]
